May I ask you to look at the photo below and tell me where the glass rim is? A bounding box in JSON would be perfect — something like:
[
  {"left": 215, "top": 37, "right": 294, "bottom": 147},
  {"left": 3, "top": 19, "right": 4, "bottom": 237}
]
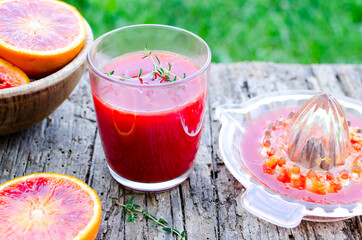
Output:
[{"left": 87, "top": 24, "right": 212, "bottom": 88}]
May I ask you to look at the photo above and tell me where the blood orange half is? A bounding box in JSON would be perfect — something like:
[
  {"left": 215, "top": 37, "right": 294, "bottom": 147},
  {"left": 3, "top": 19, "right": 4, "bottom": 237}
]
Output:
[
  {"left": 0, "top": 58, "right": 30, "bottom": 89},
  {"left": 0, "top": 173, "right": 101, "bottom": 240},
  {"left": 0, "top": 0, "right": 86, "bottom": 78}
]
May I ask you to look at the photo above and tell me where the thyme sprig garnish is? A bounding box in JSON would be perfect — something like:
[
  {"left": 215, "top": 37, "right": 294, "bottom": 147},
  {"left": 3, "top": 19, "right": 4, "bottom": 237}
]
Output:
[
  {"left": 104, "top": 45, "right": 186, "bottom": 84},
  {"left": 117, "top": 195, "right": 186, "bottom": 239}
]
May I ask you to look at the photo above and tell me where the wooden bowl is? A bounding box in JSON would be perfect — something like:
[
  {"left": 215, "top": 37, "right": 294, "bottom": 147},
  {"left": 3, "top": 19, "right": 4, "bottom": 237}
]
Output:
[{"left": 0, "top": 21, "right": 93, "bottom": 136}]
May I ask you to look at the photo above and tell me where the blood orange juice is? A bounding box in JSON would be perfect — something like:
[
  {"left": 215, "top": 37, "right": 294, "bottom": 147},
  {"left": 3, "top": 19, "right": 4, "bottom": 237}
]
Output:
[
  {"left": 93, "top": 52, "right": 205, "bottom": 183},
  {"left": 87, "top": 25, "right": 211, "bottom": 192},
  {"left": 242, "top": 108, "right": 362, "bottom": 204}
]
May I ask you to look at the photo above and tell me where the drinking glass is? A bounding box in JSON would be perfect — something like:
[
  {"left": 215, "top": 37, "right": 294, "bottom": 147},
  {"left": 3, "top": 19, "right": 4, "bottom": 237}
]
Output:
[{"left": 87, "top": 24, "right": 211, "bottom": 192}]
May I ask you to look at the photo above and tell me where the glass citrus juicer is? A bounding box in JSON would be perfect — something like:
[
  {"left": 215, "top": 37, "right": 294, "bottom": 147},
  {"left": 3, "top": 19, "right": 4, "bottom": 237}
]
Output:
[{"left": 216, "top": 91, "right": 362, "bottom": 228}]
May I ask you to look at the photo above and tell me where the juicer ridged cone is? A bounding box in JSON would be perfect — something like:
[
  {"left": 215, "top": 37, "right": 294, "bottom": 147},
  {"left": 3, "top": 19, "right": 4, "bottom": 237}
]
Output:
[{"left": 286, "top": 93, "right": 350, "bottom": 171}]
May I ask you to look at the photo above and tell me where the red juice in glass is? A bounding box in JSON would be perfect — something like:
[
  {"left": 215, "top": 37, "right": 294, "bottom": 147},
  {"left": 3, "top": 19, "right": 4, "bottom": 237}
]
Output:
[
  {"left": 88, "top": 25, "right": 210, "bottom": 192},
  {"left": 92, "top": 52, "right": 205, "bottom": 183}
]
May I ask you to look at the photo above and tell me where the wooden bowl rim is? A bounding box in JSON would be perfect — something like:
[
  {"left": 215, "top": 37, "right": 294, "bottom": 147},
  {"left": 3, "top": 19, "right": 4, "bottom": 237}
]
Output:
[{"left": 0, "top": 20, "right": 93, "bottom": 98}]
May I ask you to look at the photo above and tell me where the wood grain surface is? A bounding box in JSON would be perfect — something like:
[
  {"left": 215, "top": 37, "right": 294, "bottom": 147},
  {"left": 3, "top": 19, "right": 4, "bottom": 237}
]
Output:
[{"left": 0, "top": 63, "right": 361, "bottom": 240}]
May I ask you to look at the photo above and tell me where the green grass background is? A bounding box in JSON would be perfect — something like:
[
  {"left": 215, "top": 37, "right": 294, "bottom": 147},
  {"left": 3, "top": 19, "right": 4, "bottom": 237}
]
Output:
[{"left": 64, "top": 0, "right": 362, "bottom": 64}]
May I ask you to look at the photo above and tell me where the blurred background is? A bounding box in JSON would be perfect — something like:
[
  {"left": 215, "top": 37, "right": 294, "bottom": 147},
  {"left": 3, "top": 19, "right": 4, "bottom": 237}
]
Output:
[{"left": 64, "top": 0, "right": 361, "bottom": 64}]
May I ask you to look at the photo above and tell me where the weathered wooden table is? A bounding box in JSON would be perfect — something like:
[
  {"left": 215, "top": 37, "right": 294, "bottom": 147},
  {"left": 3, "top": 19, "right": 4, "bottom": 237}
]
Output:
[{"left": 1, "top": 63, "right": 361, "bottom": 240}]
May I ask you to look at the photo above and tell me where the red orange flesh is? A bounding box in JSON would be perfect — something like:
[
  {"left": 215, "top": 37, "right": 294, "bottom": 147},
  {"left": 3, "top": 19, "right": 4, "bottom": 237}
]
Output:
[
  {"left": 0, "top": 173, "right": 101, "bottom": 240},
  {"left": 0, "top": 0, "right": 86, "bottom": 78},
  {"left": 0, "top": 58, "right": 29, "bottom": 89}
]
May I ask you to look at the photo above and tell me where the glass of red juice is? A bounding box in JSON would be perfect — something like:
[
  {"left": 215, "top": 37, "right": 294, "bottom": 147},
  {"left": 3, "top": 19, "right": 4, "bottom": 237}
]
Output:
[{"left": 87, "top": 25, "right": 211, "bottom": 192}]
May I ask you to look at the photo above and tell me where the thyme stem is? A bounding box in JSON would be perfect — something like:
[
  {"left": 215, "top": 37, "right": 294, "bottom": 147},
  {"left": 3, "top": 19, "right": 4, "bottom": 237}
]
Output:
[
  {"left": 104, "top": 45, "right": 186, "bottom": 83},
  {"left": 117, "top": 195, "right": 186, "bottom": 239}
]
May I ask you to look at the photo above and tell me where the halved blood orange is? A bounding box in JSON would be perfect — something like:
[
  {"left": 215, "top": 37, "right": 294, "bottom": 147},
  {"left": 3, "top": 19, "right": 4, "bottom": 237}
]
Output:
[
  {"left": 0, "top": 173, "right": 102, "bottom": 240},
  {"left": 0, "top": 58, "right": 30, "bottom": 89},
  {"left": 0, "top": 0, "right": 86, "bottom": 78}
]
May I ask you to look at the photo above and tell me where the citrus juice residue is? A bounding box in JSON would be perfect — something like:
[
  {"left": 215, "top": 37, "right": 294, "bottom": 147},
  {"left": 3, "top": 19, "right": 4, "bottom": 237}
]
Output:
[{"left": 241, "top": 108, "right": 362, "bottom": 204}]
